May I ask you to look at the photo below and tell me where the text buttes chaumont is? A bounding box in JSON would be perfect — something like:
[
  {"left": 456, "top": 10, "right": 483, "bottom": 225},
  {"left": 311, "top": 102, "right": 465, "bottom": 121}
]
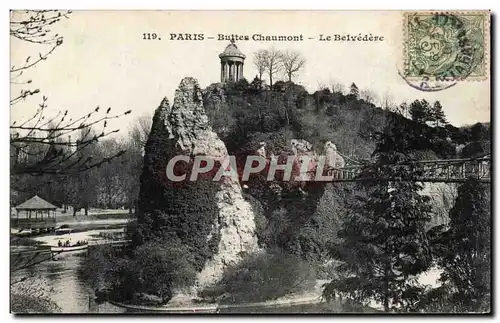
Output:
[{"left": 169, "top": 33, "right": 385, "bottom": 42}]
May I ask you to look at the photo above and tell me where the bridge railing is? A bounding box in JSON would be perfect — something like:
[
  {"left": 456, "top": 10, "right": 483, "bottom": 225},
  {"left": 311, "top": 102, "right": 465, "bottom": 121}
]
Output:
[
  {"left": 415, "top": 157, "right": 490, "bottom": 182},
  {"left": 324, "top": 156, "right": 490, "bottom": 183}
]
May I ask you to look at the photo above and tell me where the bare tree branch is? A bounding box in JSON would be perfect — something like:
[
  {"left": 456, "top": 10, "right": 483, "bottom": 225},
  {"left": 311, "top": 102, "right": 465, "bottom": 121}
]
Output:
[
  {"left": 10, "top": 10, "right": 132, "bottom": 179},
  {"left": 253, "top": 50, "right": 268, "bottom": 81},
  {"left": 280, "top": 50, "right": 306, "bottom": 82},
  {"left": 360, "top": 89, "right": 378, "bottom": 104},
  {"left": 263, "top": 47, "right": 282, "bottom": 89}
]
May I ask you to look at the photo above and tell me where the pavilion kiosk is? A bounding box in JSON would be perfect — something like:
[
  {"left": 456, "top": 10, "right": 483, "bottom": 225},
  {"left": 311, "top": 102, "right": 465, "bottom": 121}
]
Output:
[
  {"left": 219, "top": 40, "right": 246, "bottom": 83},
  {"left": 12, "top": 195, "right": 57, "bottom": 233}
]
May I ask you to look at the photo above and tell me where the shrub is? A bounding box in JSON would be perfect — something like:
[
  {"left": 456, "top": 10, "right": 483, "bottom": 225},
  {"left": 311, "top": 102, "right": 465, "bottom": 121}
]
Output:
[
  {"left": 79, "top": 244, "right": 123, "bottom": 292},
  {"left": 132, "top": 240, "right": 197, "bottom": 303},
  {"left": 226, "top": 78, "right": 250, "bottom": 94},
  {"left": 206, "top": 250, "right": 316, "bottom": 303},
  {"left": 80, "top": 239, "right": 197, "bottom": 305}
]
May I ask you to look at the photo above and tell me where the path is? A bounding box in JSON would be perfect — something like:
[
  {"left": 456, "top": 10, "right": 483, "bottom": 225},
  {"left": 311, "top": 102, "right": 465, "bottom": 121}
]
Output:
[{"left": 109, "top": 280, "right": 328, "bottom": 313}]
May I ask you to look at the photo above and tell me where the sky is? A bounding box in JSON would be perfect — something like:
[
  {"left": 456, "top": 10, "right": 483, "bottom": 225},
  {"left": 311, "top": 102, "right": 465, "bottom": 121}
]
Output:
[{"left": 10, "top": 10, "right": 490, "bottom": 136}]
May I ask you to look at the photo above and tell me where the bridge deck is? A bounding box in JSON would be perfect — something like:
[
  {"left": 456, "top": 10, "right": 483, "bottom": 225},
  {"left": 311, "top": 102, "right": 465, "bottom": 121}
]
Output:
[{"left": 326, "top": 156, "right": 491, "bottom": 183}]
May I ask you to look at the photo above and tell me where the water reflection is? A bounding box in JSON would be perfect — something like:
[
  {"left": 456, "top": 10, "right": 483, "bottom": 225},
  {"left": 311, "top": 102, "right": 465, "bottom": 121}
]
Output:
[
  {"left": 31, "top": 252, "right": 125, "bottom": 313},
  {"left": 11, "top": 245, "right": 125, "bottom": 313}
]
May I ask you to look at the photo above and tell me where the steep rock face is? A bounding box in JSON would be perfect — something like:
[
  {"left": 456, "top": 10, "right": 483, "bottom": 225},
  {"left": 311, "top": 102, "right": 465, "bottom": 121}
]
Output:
[
  {"left": 421, "top": 182, "right": 458, "bottom": 227},
  {"left": 138, "top": 77, "right": 259, "bottom": 289}
]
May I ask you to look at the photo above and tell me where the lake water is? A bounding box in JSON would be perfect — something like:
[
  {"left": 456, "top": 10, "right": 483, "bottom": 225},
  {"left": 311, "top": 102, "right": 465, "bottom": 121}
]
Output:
[
  {"left": 30, "top": 252, "right": 125, "bottom": 313},
  {"left": 11, "top": 226, "right": 128, "bottom": 313},
  {"left": 11, "top": 226, "right": 443, "bottom": 314}
]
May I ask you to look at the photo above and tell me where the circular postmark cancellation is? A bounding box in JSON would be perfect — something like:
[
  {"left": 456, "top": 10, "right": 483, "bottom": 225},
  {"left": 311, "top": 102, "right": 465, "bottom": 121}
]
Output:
[{"left": 402, "top": 11, "right": 487, "bottom": 90}]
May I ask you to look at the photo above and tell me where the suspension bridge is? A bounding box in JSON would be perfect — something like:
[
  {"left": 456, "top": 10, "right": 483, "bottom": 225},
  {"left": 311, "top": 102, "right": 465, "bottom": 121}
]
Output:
[{"left": 328, "top": 154, "right": 491, "bottom": 183}]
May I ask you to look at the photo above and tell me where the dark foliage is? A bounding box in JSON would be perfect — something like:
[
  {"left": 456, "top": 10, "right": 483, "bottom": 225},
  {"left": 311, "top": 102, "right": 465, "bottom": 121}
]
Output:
[
  {"left": 202, "top": 81, "right": 476, "bottom": 261},
  {"left": 200, "top": 250, "right": 316, "bottom": 303},
  {"left": 79, "top": 241, "right": 197, "bottom": 305},
  {"left": 135, "top": 99, "right": 221, "bottom": 271},
  {"left": 323, "top": 115, "right": 433, "bottom": 312},
  {"left": 426, "top": 179, "right": 491, "bottom": 312}
]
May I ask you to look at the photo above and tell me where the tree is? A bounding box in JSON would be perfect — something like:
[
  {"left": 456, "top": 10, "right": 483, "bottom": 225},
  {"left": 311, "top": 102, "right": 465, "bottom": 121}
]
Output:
[
  {"left": 430, "top": 101, "right": 447, "bottom": 127},
  {"left": 120, "top": 114, "right": 152, "bottom": 213},
  {"left": 323, "top": 116, "right": 433, "bottom": 312},
  {"left": 409, "top": 99, "right": 431, "bottom": 124},
  {"left": 429, "top": 179, "right": 490, "bottom": 312},
  {"left": 250, "top": 76, "right": 264, "bottom": 92},
  {"left": 129, "top": 114, "right": 152, "bottom": 148},
  {"left": 279, "top": 50, "right": 306, "bottom": 82},
  {"left": 67, "top": 129, "right": 101, "bottom": 215},
  {"left": 360, "top": 89, "right": 377, "bottom": 104},
  {"left": 10, "top": 10, "right": 131, "bottom": 179},
  {"left": 253, "top": 49, "right": 267, "bottom": 81},
  {"left": 349, "top": 83, "right": 359, "bottom": 99},
  {"left": 9, "top": 10, "right": 130, "bottom": 272},
  {"left": 381, "top": 93, "right": 395, "bottom": 111},
  {"left": 96, "top": 138, "right": 123, "bottom": 208},
  {"left": 330, "top": 80, "right": 345, "bottom": 95},
  {"left": 397, "top": 102, "right": 410, "bottom": 119},
  {"left": 10, "top": 11, "right": 131, "bottom": 311},
  {"left": 470, "top": 122, "right": 490, "bottom": 142},
  {"left": 262, "top": 47, "right": 282, "bottom": 90}
]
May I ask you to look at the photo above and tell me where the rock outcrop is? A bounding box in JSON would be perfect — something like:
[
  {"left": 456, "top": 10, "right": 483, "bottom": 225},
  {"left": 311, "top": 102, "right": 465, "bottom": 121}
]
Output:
[
  {"left": 421, "top": 182, "right": 458, "bottom": 227},
  {"left": 138, "top": 77, "right": 259, "bottom": 290},
  {"left": 324, "top": 141, "right": 345, "bottom": 169}
]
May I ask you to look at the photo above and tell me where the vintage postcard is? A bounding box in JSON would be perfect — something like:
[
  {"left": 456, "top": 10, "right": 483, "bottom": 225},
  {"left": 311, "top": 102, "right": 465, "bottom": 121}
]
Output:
[{"left": 10, "top": 10, "right": 491, "bottom": 314}]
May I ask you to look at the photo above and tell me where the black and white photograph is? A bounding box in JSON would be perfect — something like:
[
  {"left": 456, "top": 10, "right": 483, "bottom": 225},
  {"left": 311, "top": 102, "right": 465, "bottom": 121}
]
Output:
[{"left": 9, "top": 9, "right": 492, "bottom": 314}]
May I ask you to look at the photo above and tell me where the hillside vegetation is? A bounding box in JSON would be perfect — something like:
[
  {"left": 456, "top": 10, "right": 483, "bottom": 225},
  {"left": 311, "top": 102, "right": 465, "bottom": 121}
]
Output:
[
  {"left": 202, "top": 79, "right": 490, "bottom": 260},
  {"left": 80, "top": 78, "right": 490, "bottom": 310}
]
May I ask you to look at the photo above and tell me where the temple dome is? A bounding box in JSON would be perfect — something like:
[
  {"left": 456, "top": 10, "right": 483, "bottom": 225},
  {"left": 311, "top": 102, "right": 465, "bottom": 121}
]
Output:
[{"left": 219, "top": 41, "right": 246, "bottom": 59}]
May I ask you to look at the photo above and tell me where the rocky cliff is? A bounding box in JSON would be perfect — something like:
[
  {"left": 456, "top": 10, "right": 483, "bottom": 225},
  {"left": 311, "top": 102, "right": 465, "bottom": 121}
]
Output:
[
  {"left": 137, "top": 77, "right": 259, "bottom": 290},
  {"left": 421, "top": 182, "right": 458, "bottom": 227}
]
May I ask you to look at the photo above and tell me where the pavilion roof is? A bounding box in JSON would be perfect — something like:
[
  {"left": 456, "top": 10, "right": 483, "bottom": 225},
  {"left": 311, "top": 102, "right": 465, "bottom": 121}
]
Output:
[
  {"left": 219, "top": 41, "right": 246, "bottom": 59},
  {"left": 15, "top": 195, "right": 57, "bottom": 210}
]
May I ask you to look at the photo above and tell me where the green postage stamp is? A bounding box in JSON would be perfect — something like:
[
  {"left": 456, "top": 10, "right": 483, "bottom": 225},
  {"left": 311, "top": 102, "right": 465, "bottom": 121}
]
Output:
[{"left": 404, "top": 11, "right": 490, "bottom": 81}]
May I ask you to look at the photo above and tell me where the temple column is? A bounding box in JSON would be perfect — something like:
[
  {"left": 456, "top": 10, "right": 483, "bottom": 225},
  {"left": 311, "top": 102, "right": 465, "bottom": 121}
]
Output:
[
  {"left": 220, "top": 62, "right": 224, "bottom": 82},
  {"left": 239, "top": 63, "right": 244, "bottom": 80}
]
